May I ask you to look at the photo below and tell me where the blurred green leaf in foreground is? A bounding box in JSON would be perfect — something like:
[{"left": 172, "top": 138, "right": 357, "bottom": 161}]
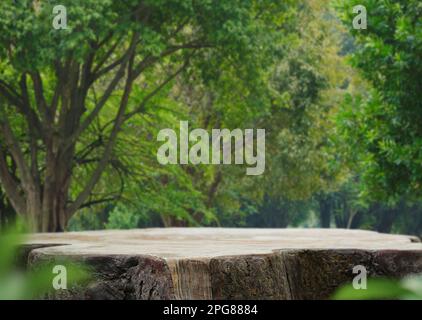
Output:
[
  {"left": 333, "top": 276, "right": 422, "bottom": 300},
  {"left": 0, "top": 224, "right": 91, "bottom": 300}
]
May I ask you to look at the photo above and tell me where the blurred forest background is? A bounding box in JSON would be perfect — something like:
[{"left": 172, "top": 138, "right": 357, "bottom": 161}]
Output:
[{"left": 0, "top": 0, "right": 421, "bottom": 236}]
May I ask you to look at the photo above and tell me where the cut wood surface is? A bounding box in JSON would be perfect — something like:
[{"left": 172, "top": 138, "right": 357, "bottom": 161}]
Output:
[{"left": 24, "top": 228, "right": 422, "bottom": 300}]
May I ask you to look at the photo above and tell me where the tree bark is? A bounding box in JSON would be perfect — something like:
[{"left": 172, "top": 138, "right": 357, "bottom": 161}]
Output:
[
  {"left": 0, "top": 27, "right": 205, "bottom": 232},
  {"left": 0, "top": 188, "right": 16, "bottom": 229},
  {"left": 23, "top": 228, "right": 422, "bottom": 300},
  {"left": 318, "top": 195, "right": 332, "bottom": 228}
]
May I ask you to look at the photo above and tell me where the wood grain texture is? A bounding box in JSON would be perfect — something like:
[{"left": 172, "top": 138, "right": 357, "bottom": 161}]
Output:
[{"left": 22, "top": 228, "right": 422, "bottom": 300}]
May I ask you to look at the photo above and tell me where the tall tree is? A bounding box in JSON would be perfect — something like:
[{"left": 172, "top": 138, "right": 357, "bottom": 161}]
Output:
[
  {"left": 0, "top": 0, "right": 292, "bottom": 231},
  {"left": 335, "top": 0, "right": 422, "bottom": 200}
]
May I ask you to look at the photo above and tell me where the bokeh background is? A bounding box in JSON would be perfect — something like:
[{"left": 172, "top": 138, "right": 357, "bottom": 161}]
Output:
[{"left": 0, "top": 0, "right": 421, "bottom": 237}]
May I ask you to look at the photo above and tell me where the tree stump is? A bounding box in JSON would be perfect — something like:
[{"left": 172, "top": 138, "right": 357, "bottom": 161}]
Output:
[{"left": 24, "top": 228, "right": 422, "bottom": 300}]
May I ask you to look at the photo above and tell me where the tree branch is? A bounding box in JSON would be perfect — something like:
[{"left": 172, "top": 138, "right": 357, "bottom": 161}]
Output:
[
  {"left": 0, "top": 80, "right": 23, "bottom": 109},
  {"left": 66, "top": 50, "right": 137, "bottom": 219},
  {"left": 125, "top": 56, "right": 192, "bottom": 120},
  {"left": 79, "top": 196, "right": 119, "bottom": 210},
  {"left": 30, "top": 71, "right": 49, "bottom": 122},
  {"left": 0, "top": 111, "right": 34, "bottom": 188},
  {"left": 0, "top": 148, "right": 26, "bottom": 215},
  {"left": 62, "top": 33, "right": 140, "bottom": 153},
  {"left": 19, "top": 74, "right": 44, "bottom": 138}
]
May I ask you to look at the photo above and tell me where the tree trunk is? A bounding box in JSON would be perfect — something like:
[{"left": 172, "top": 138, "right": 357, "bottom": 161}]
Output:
[
  {"left": 318, "top": 195, "right": 332, "bottom": 228},
  {"left": 24, "top": 228, "right": 422, "bottom": 300},
  {"left": 370, "top": 202, "right": 401, "bottom": 234},
  {"left": 42, "top": 172, "right": 72, "bottom": 232},
  {"left": 0, "top": 189, "right": 16, "bottom": 229},
  {"left": 40, "top": 188, "right": 70, "bottom": 233},
  {"left": 375, "top": 208, "right": 399, "bottom": 233}
]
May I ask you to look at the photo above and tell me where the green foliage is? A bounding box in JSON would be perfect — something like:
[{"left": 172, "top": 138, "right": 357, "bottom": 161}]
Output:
[
  {"left": 335, "top": 0, "right": 422, "bottom": 200},
  {"left": 0, "top": 223, "right": 91, "bottom": 299},
  {"left": 1, "top": 0, "right": 301, "bottom": 231},
  {"left": 105, "top": 205, "right": 141, "bottom": 229},
  {"left": 62, "top": 0, "right": 370, "bottom": 231},
  {"left": 1, "top": 0, "right": 420, "bottom": 235}
]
